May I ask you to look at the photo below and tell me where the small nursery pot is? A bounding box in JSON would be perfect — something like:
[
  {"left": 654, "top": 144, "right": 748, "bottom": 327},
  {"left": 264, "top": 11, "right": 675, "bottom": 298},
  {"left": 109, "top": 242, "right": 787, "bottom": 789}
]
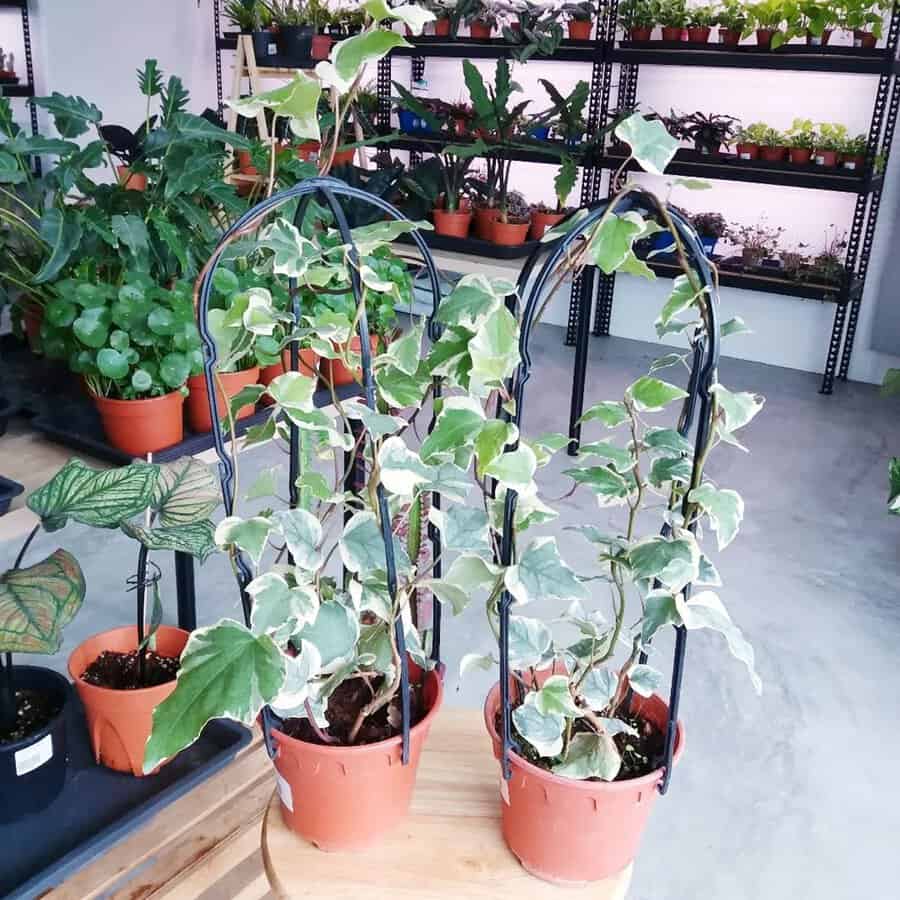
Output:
[
  {"left": 854, "top": 29, "right": 877, "bottom": 49},
  {"left": 474, "top": 206, "right": 501, "bottom": 240},
  {"left": 661, "top": 26, "right": 684, "bottom": 42},
  {"left": 330, "top": 147, "right": 355, "bottom": 167},
  {"left": 434, "top": 17, "right": 451, "bottom": 37},
  {"left": 296, "top": 140, "right": 321, "bottom": 162},
  {"left": 568, "top": 19, "right": 593, "bottom": 40},
  {"left": 311, "top": 34, "right": 333, "bottom": 60},
  {"left": 484, "top": 681, "right": 684, "bottom": 885},
  {"left": 529, "top": 210, "right": 565, "bottom": 240},
  {"left": 271, "top": 668, "right": 443, "bottom": 851},
  {"left": 687, "top": 26, "right": 711, "bottom": 44},
  {"left": 789, "top": 147, "right": 812, "bottom": 165},
  {"left": 186, "top": 367, "right": 261, "bottom": 433},
  {"left": 718, "top": 27, "right": 741, "bottom": 46},
  {"left": 755, "top": 28, "right": 775, "bottom": 49},
  {"left": 806, "top": 29, "right": 832, "bottom": 47},
  {"left": 629, "top": 26, "right": 653, "bottom": 42},
  {"left": 277, "top": 23, "right": 314, "bottom": 60},
  {"left": 841, "top": 153, "right": 865, "bottom": 171},
  {"left": 116, "top": 166, "right": 147, "bottom": 191},
  {"left": 470, "top": 20, "right": 493, "bottom": 39},
  {"left": 94, "top": 390, "right": 184, "bottom": 456},
  {"left": 236, "top": 149, "right": 259, "bottom": 176},
  {"left": 252, "top": 28, "right": 277, "bottom": 61},
  {"left": 0, "top": 666, "right": 70, "bottom": 822},
  {"left": 736, "top": 142, "right": 759, "bottom": 160},
  {"left": 695, "top": 140, "right": 720, "bottom": 156},
  {"left": 814, "top": 149, "right": 838, "bottom": 167},
  {"left": 433, "top": 208, "right": 473, "bottom": 238},
  {"left": 68, "top": 626, "right": 189, "bottom": 776},
  {"left": 491, "top": 219, "right": 531, "bottom": 247},
  {"left": 321, "top": 334, "right": 380, "bottom": 387},
  {"left": 760, "top": 146, "right": 787, "bottom": 162}
]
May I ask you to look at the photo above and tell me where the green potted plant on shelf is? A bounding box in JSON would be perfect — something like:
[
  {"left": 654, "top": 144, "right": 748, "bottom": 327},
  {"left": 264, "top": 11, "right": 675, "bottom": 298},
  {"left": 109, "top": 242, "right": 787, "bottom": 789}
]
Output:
[
  {"left": 814, "top": 121, "right": 848, "bottom": 166},
  {"left": 265, "top": 0, "right": 316, "bottom": 60},
  {"left": 797, "top": 0, "right": 840, "bottom": 46},
  {"left": 619, "top": 0, "right": 656, "bottom": 41},
  {"left": 735, "top": 121, "right": 769, "bottom": 159},
  {"left": 225, "top": 0, "right": 275, "bottom": 62},
  {"left": 716, "top": 0, "right": 748, "bottom": 44},
  {"left": 840, "top": 132, "right": 868, "bottom": 170},
  {"left": 308, "top": 0, "right": 335, "bottom": 60},
  {"left": 839, "top": 0, "right": 887, "bottom": 48},
  {"left": 563, "top": 1, "right": 595, "bottom": 40},
  {"left": 530, "top": 155, "right": 578, "bottom": 239},
  {"left": 808, "top": 225, "right": 848, "bottom": 283},
  {"left": 744, "top": 0, "right": 789, "bottom": 49},
  {"left": 654, "top": 0, "right": 688, "bottom": 42},
  {"left": 691, "top": 210, "right": 728, "bottom": 255},
  {"left": 668, "top": 109, "right": 740, "bottom": 155},
  {"left": 758, "top": 125, "right": 787, "bottom": 162},
  {"left": 467, "top": 0, "right": 501, "bottom": 37},
  {"left": 499, "top": 0, "right": 566, "bottom": 60},
  {"left": 785, "top": 117, "right": 816, "bottom": 164},
  {"left": 685, "top": 4, "right": 716, "bottom": 42},
  {"left": 726, "top": 218, "right": 785, "bottom": 266}
]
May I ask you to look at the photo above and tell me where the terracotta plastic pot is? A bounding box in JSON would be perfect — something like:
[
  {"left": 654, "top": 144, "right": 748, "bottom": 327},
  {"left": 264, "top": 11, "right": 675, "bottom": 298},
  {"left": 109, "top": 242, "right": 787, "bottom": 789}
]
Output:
[
  {"left": 322, "top": 334, "right": 380, "bottom": 387},
  {"left": 271, "top": 669, "right": 443, "bottom": 851},
  {"left": 687, "top": 26, "right": 711, "bottom": 43},
  {"left": 789, "top": 147, "right": 812, "bottom": 165},
  {"left": 433, "top": 208, "right": 472, "bottom": 238},
  {"left": 484, "top": 681, "right": 684, "bottom": 884},
  {"left": 736, "top": 142, "right": 759, "bottom": 160},
  {"left": 69, "top": 626, "right": 189, "bottom": 776},
  {"left": 17, "top": 298, "right": 43, "bottom": 352},
  {"left": 237, "top": 149, "right": 259, "bottom": 176},
  {"left": 331, "top": 147, "right": 355, "bottom": 167},
  {"left": 259, "top": 361, "right": 284, "bottom": 406},
  {"left": 434, "top": 17, "right": 451, "bottom": 37},
  {"left": 661, "top": 26, "right": 684, "bottom": 42},
  {"left": 841, "top": 153, "right": 865, "bottom": 171},
  {"left": 297, "top": 140, "right": 321, "bottom": 162},
  {"left": 116, "top": 166, "right": 147, "bottom": 191},
  {"left": 474, "top": 206, "right": 500, "bottom": 240},
  {"left": 94, "top": 390, "right": 184, "bottom": 457},
  {"left": 854, "top": 29, "right": 877, "bottom": 49},
  {"left": 629, "top": 26, "right": 652, "bottom": 42},
  {"left": 453, "top": 117, "right": 468, "bottom": 136},
  {"left": 719, "top": 27, "right": 741, "bottom": 45},
  {"left": 470, "top": 21, "right": 493, "bottom": 39},
  {"left": 568, "top": 19, "right": 592, "bottom": 40},
  {"left": 815, "top": 149, "right": 838, "bottom": 167},
  {"left": 186, "top": 366, "right": 260, "bottom": 433},
  {"left": 491, "top": 219, "right": 530, "bottom": 246},
  {"left": 282, "top": 346, "right": 320, "bottom": 379},
  {"left": 760, "top": 145, "right": 787, "bottom": 162},
  {"left": 806, "top": 28, "right": 832, "bottom": 47},
  {"left": 756, "top": 28, "right": 775, "bottom": 49},
  {"left": 311, "top": 34, "right": 333, "bottom": 60},
  {"left": 529, "top": 210, "right": 565, "bottom": 240}
]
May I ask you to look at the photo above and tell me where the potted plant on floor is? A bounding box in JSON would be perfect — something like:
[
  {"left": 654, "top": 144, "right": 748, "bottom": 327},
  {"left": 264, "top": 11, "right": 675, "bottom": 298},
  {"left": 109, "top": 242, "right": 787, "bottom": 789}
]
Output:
[
  {"left": 716, "top": 0, "right": 748, "bottom": 44},
  {"left": 840, "top": 132, "right": 868, "bottom": 170},
  {"left": 563, "top": 1, "right": 595, "bottom": 40},
  {"left": 530, "top": 156, "right": 577, "bottom": 239},
  {"left": 686, "top": 3, "right": 716, "bottom": 42},
  {"left": 735, "top": 121, "right": 768, "bottom": 159},
  {"left": 691, "top": 210, "right": 727, "bottom": 255},
  {"left": 620, "top": 0, "right": 656, "bottom": 41},
  {"left": 785, "top": 117, "right": 816, "bottom": 164},
  {"left": 656, "top": 0, "right": 688, "bottom": 42},
  {"left": 758, "top": 126, "right": 787, "bottom": 161},
  {"left": 814, "top": 122, "right": 847, "bottom": 167},
  {"left": 744, "top": 0, "right": 788, "bottom": 49},
  {"left": 467, "top": 0, "right": 501, "bottom": 37}
]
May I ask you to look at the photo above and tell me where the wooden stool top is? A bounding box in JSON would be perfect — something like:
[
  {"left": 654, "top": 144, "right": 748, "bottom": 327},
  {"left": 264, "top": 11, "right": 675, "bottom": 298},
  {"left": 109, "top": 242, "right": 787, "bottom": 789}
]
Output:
[{"left": 261, "top": 709, "right": 633, "bottom": 899}]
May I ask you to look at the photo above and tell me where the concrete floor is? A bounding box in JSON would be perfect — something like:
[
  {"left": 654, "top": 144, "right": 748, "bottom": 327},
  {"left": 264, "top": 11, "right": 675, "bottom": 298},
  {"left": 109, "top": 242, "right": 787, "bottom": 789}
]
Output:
[{"left": 3, "top": 323, "right": 899, "bottom": 900}]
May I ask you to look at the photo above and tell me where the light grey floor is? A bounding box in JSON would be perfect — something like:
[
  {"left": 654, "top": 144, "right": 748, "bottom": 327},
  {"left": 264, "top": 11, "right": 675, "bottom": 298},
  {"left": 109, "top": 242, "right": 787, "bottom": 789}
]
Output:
[{"left": 4, "top": 323, "right": 899, "bottom": 900}]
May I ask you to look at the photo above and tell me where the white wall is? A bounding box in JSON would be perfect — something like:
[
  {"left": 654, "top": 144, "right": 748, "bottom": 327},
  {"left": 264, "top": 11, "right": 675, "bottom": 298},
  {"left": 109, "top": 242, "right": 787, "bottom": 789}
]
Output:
[{"left": 2, "top": 3, "right": 899, "bottom": 383}]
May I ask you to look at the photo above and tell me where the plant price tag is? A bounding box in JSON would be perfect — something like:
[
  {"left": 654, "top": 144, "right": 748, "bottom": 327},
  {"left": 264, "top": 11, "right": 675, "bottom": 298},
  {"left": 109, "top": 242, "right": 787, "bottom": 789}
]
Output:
[
  {"left": 276, "top": 770, "right": 294, "bottom": 812},
  {"left": 15, "top": 734, "right": 53, "bottom": 777}
]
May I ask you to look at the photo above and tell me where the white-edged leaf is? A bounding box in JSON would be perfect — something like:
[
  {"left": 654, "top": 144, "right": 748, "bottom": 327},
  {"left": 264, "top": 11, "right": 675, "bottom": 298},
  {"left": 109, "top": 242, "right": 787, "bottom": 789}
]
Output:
[{"left": 505, "top": 536, "right": 588, "bottom": 605}]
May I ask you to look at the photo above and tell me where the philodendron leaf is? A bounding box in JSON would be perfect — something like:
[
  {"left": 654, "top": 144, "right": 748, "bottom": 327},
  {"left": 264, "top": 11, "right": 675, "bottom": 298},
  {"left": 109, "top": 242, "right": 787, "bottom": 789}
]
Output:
[
  {"left": 614, "top": 112, "right": 679, "bottom": 176},
  {"left": 688, "top": 483, "right": 744, "bottom": 550},
  {"left": 27, "top": 459, "right": 158, "bottom": 532},
  {"left": 552, "top": 731, "right": 621, "bottom": 781},
  {"left": 532, "top": 674, "right": 581, "bottom": 718},
  {"left": 377, "top": 436, "right": 433, "bottom": 496},
  {"left": 508, "top": 615, "right": 553, "bottom": 669},
  {"left": 318, "top": 29, "right": 411, "bottom": 94},
  {"left": 0, "top": 549, "right": 85, "bottom": 654},
  {"left": 272, "top": 508, "right": 323, "bottom": 571},
  {"left": 214, "top": 516, "right": 272, "bottom": 567},
  {"left": 248, "top": 573, "right": 318, "bottom": 637},
  {"left": 627, "top": 376, "right": 688, "bottom": 412},
  {"left": 33, "top": 92, "right": 102, "bottom": 138},
  {"left": 512, "top": 694, "right": 565, "bottom": 757},
  {"left": 627, "top": 663, "right": 663, "bottom": 698},
  {"left": 629, "top": 535, "right": 700, "bottom": 593},
  {"left": 505, "top": 536, "right": 588, "bottom": 606},
  {"left": 579, "top": 667, "right": 618, "bottom": 711},
  {"left": 152, "top": 458, "right": 220, "bottom": 527},
  {"left": 144, "top": 619, "right": 285, "bottom": 773},
  {"left": 120, "top": 520, "right": 217, "bottom": 563}
]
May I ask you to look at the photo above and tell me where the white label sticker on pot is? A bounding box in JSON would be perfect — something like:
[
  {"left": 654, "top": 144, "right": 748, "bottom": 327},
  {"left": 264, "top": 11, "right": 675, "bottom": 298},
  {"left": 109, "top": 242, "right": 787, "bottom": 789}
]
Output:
[
  {"left": 854, "top": 37, "right": 862, "bottom": 47},
  {"left": 810, "top": 36, "right": 822, "bottom": 46},
  {"left": 845, "top": 161, "right": 857, "bottom": 170},
  {"left": 740, "top": 152, "right": 751, "bottom": 160},
  {"left": 815, "top": 155, "right": 825, "bottom": 165},
  {"left": 267, "top": 42, "right": 277, "bottom": 55},
  {"left": 276, "top": 771, "right": 294, "bottom": 812},
  {"left": 15, "top": 734, "right": 53, "bottom": 776}
]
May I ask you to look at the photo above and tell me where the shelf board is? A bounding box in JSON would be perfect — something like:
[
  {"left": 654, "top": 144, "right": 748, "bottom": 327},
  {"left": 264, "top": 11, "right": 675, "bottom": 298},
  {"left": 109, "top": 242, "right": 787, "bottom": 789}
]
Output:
[
  {"left": 0, "top": 0, "right": 27, "bottom": 9},
  {"left": 391, "top": 36, "right": 598, "bottom": 62},
  {"left": 611, "top": 41, "right": 896, "bottom": 74},
  {"left": 601, "top": 147, "right": 880, "bottom": 194},
  {"left": 0, "top": 82, "right": 33, "bottom": 98},
  {"left": 384, "top": 135, "right": 579, "bottom": 165}
]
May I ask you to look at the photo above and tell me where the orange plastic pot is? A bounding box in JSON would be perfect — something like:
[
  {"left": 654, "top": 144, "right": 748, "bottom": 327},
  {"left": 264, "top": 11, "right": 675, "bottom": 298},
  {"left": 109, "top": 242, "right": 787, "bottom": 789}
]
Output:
[
  {"left": 760, "top": 145, "right": 787, "bottom": 162},
  {"left": 719, "top": 27, "right": 741, "bottom": 45},
  {"left": 756, "top": 28, "right": 775, "bottom": 49},
  {"left": 186, "top": 366, "right": 260, "bottom": 433},
  {"left": 297, "top": 140, "right": 321, "bottom": 162},
  {"left": 687, "top": 26, "right": 711, "bottom": 43},
  {"left": 271, "top": 668, "right": 443, "bottom": 850},
  {"left": 311, "top": 34, "right": 333, "bottom": 60},
  {"left": 433, "top": 208, "right": 472, "bottom": 238},
  {"left": 474, "top": 206, "right": 500, "bottom": 240},
  {"left": 789, "top": 147, "right": 812, "bottom": 165},
  {"left": 236, "top": 149, "right": 259, "bottom": 176},
  {"left": 815, "top": 149, "right": 838, "bottom": 167},
  {"left": 484, "top": 680, "right": 684, "bottom": 885},
  {"left": 331, "top": 147, "right": 355, "bottom": 167},
  {"left": 68, "top": 625, "right": 189, "bottom": 776},
  {"left": 568, "top": 19, "right": 592, "bottom": 40},
  {"left": 629, "top": 26, "right": 652, "bottom": 41},
  {"left": 806, "top": 28, "right": 832, "bottom": 46},
  {"left": 736, "top": 142, "right": 759, "bottom": 160},
  {"left": 434, "top": 17, "right": 451, "bottom": 36},
  {"left": 321, "top": 335, "right": 380, "bottom": 387},
  {"left": 491, "top": 219, "right": 530, "bottom": 246},
  {"left": 529, "top": 210, "right": 565, "bottom": 240},
  {"left": 470, "top": 21, "right": 493, "bottom": 39},
  {"left": 661, "top": 26, "right": 684, "bottom": 42},
  {"left": 94, "top": 390, "right": 184, "bottom": 457},
  {"left": 116, "top": 165, "right": 147, "bottom": 191},
  {"left": 841, "top": 153, "right": 865, "bottom": 171},
  {"left": 854, "top": 29, "right": 877, "bottom": 49}
]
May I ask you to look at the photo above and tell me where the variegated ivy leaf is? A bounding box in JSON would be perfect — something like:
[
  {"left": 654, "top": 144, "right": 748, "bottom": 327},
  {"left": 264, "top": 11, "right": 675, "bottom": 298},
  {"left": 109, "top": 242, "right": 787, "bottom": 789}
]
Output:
[
  {"left": 688, "top": 483, "right": 744, "bottom": 550},
  {"left": 266, "top": 370, "right": 317, "bottom": 414},
  {"left": 512, "top": 693, "right": 565, "bottom": 757},
  {"left": 641, "top": 590, "right": 680, "bottom": 644},
  {"left": 564, "top": 465, "right": 632, "bottom": 507},
  {"left": 627, "top": 376, "right": 688, "bottom": 413},
  {"left": 578, "top": 440, "right": 635, "bottom": 473},
  {"left": 271, "top": 508, "right": 323, "bottom": 571},
  {"left": 429, "top": 505, "right": 491, "bottom": 554},
  {"left": 721, "top": 316, "right": 751, "bottom": 338},
  {"left": 245, "top": 466, "right": 281, "bottom": 502},
  {"left": 269, "top": 641, "right": 322, "bottom": 718},
  {"left": 295, "top": 599, "right": 360, "bottom": 673},
  {"left": 490, "top": 485, "right": 558, "bottom": 532},
  {"left": 459, "top": 652, "right": 495, "bottom": 678},
  {"left": 345, "top": 219, "right": 433, "bottom": 256},
  {"left": 644, "top": 427, "right": 693, "bottom": 457},
  {"left": 677, "top": 590, "right": 761, "bottom": 694},
  {"left": 560, "top": 598, "right": 608, "bottom": 639},
  {"left": 697, "top": 554, "right": 721, "bottom": 586},
  {"left": 280, "top": 407, "right": 354, "bottom": 452},
  {"left": 259, "top": 217, "right": 321, "bottom": 277},
  {"left": 467, "top": 305, "right": 520, "bottom": 396},
  {"left": 475, "top": 420, "right": 518, "bottom": 476},
  {"left": 144, "top": 619, "right": 285, "bottom": 773},
  {"left": 120, "top": 520, "right": 217, "bottom": 563},
  {"left": 648, "top": 456, "right": 694, "bottom": 489},
  {"left": 215, "top": 515, "right": 272, "bottom": 567},
  {"left": 248, "top": 572, "right": 319, "bottom": 638},
  {"left": 382, "top": 322, "right": 423, "bottom": 376},
  {"left": 436, "top": 273, "right": 509, "bottom": 329},
  {"left": 378, "top": 436, "right": 433, "bottom": 496},
  {"left": 375, "top": 362, "right": 430, "bottom": 409},
  {"left": 656, "top": 275, "right": 706, "bottom": 336},
  {"left": 0, "top": 549, "right": 85, "bottom": 654},
  {"left": 629, "top": 535, "right": 700, "bottom": 593},
  {"left": 342, "top": 400, "right": 406, "bottom": 438},
  {"left": 627, "top": 663, "right": 663, "bottom": 697},
  {"left": 349, "top": 575, "right": 393, "bottom": 620},
  {"left": 588, "top": 211, "right": 649, "bottom": 275},
  {"left": 420, "top": 396, "right": 485, "bottom": 464},
  {"left": 340, "top": 511, "right": 387, "bottom": 575},
  {"left": 152, "top": 458, "right": 220, "bottom": 527},
  {"left": 579, "top": 401, "right": 628, "bottom": 428},
  {"left": 710, "top": 384, "right": 765, "bottom": 450},
  {"left": 578, "top": 666, "right": 618, "bottom": 711},
  {"left": 508, "top": 615, "right": 554, "bottom": 669},
  {"left": 527, "top": 431, "right": 568, "bottom": 468},
  {"left": 505, "top": 536, "right": 588, "bottom": 606},
  {"left": 614, "top": 112, "right": 679, "bottom": 176},
  {"left": 358, "top": 623, "right": 394, "bottom": 675},
  {"left": 553, "top": 731, "right": 622, "bottom": 781},
  {"left": 428, "top": 553, "right": 500, "bottom": 615},
  {"left": 531, "top": 674, "right": 581, "bottom": 718},
  {"left": 423, "top": 461, "right": 473, "bottom": 503},
  {"left": 484, "top": 444, "right": 537, "bottom": 493},
  {"left": 28, "top": 459, "right": 158, "bottom": 532}
]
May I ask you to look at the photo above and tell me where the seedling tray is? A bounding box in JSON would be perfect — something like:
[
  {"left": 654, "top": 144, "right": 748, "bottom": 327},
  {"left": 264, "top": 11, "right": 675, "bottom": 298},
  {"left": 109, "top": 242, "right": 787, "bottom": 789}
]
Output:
[{"left": 0, "top": 692, "right": 251, "bottom": 899}]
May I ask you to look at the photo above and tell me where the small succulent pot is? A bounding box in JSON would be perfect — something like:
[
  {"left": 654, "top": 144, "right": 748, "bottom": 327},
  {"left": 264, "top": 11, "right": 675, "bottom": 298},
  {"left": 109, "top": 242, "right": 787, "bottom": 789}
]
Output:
[
  {"left": 116, "top": 166, "right": 147, "bottom": 191},
  {"left": 322, "top": 334, "right": 381, "bottom": 387},
  {"left": 434, "top": 17, "right": 451, "bottom": 37},
  {"left": 251, "top": 28, "right": 277, "bottom": 61},
  {"left": 854, "top": 29, "right": 877, "bottom": 49},
  {"left": 433, "top": 208, "right": 473, "bottom": 238},
  {"left": 789, "top": 147, "right": 812, "bottom": 165},
  {"left": 94, "top": 390, "right": 185, "bottom": 456},
  {"left": 661, "top": 26, "right": 684, "bottom": 42},
  {"left": 186, "top": 366, "right": 261, "bottom": 433},
  {"left": 529, "top": 210, "right": 565, "bottom": 240},
  {"left": 68, "top": 626, "right": 190, "bottom": 776},
  {"left": 474, "top": 206, "right": 501, "bottom": 240},
  {"left": 687, "top": 26, "right": 711, "bottom": 43},
  {"left": 629, "top": 26, "right": 653, "bottom": 42},
  {"left": 806, "top": 28, "right": 832, "bottom": 47},
  {"left": 491, "top": 219, "right": 531, "bottom": 246},
  {"left": 568, "top": 19, "right": 593, "bottom": 40},
  {"left": 0, "top": 666, "right": 70, "bottom": 822},
  {"left": 760, "top": 145, "right": 787, "bottom": 162},
  {"left": 841, "top": 153, "right": 866, "bottom": 171},
  {"left": 814, "top": 149, "right": 839, "bottom": 167},
  {"left": 735, "top": 142, "right": 759, "bottom": 160},
  {"left": 718, "top": 27, "right": 741, "bottom": 45},
  {"left": 470, "top": 20, "right": 493, "bottom": 39},
  {"left": 311, "top": 34, "right": 333, "bottom": 60},
  {"left": 755, "top": 28, "right": 775, "bottom": 49}
]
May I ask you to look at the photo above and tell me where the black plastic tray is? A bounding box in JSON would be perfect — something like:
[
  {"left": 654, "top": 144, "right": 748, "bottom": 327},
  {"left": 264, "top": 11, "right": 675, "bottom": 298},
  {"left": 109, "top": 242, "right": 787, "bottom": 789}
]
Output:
[
  {"left": 0, "top": 691, "right": 252, "bottom": 899},
  {"left": 0, "top": 476, "right": 23, "bottom": 516},
  {"left": 398, "top": 230, "right": 540, "bottom": 260}
]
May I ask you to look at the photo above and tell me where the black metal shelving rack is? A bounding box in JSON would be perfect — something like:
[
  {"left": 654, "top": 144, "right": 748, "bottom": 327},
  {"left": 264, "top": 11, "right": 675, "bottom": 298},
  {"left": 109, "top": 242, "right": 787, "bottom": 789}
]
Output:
[
  {"left": 376, "top": 4, "right": 900, "bottom": 394},
  {"left": 0, "top": 0, "right": 39, "bottom": 148}
]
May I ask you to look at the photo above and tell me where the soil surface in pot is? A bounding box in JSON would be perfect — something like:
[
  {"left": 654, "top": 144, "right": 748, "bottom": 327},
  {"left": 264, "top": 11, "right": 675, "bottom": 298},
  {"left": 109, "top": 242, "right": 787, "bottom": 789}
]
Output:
[
  {"left": 81, "top": 649, "right": 180, "bottom": 690},
  {"left": 498, "top": 703, "right": 665, "bottom": 781},
  {"left": 283, "top": 675, "right": 425, "bottom": 746},
  {"left": 0, "top": 689, "right": 62, "bottom": 744}
]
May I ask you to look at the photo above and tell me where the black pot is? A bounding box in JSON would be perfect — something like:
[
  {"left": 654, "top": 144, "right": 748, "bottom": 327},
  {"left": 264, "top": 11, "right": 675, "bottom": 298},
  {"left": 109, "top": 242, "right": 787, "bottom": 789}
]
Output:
[
  {"left": 0, "top": 666, "right": 70, "bottom": 822},
  {"left": 251, "top": 29, "right": 277, "bottom": 62},
  {"left": 277, "top": 24, "right": 315, "bottom": 62}
]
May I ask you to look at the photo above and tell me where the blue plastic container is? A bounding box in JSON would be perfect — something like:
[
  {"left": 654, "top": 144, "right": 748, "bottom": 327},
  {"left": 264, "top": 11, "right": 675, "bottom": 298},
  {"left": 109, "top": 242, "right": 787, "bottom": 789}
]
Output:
[
  {"left": 529, "top": 125, "right": 551, "bottom": 141},
  {"left": 700, "top": 236, "right": 718, "bottom": 256},
  {"left": 397, "top": 109, "right": 420, "bottom": 134}
]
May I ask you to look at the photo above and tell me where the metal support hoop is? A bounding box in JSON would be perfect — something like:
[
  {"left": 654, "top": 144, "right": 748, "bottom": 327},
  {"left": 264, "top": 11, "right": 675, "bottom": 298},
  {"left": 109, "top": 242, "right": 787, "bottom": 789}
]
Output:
[
  {"left": 194, "top": 176, "right": 445, "bottom": 763},
  {"left": 494, "top": 190, "right": 720, "bottom": 796}
]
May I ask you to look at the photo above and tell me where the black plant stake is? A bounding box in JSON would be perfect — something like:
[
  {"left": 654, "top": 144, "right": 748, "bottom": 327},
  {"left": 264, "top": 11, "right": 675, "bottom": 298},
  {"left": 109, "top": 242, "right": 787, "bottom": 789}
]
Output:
[{"left": 127, "top": 553, "right": 162, "bottom": 687}]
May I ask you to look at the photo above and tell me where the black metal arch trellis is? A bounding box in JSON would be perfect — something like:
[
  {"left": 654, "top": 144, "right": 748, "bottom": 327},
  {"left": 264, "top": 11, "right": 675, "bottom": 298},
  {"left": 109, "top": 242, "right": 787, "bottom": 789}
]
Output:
[
  {"left": 495, "top": 189, "right": 721, "bottom": 794},
  {"left": 194, "top": 176, "right": 446, "bottom": 764}
]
